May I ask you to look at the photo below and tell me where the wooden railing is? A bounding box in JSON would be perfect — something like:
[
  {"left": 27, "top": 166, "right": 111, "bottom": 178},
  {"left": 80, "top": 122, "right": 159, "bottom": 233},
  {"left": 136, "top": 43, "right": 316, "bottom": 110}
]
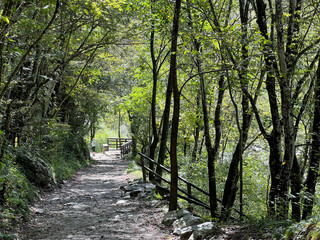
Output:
[
  {"left": 107, "top": 137, "right": 131, "bottom": 149},
  {"left": 120, "top": 141, "right": 132, "bottom": 158},
  {"left": 138, "top": 152, "right": 247, "bottom": 217},
  {"left": 138, "top": 153, "right": 210, "bottom": 210}
]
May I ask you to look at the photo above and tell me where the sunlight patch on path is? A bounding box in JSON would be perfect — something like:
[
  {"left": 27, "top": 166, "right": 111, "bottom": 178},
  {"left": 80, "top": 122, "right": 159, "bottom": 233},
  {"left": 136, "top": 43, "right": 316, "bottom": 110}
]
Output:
[{"left": 18, "top": 152, "right": 176, "bottom": 240}]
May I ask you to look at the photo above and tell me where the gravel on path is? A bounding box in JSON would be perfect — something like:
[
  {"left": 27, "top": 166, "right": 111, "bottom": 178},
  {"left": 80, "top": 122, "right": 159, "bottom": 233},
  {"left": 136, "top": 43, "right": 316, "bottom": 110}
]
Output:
[{"left": 16, "top": 151, "right": 177, "bottom": 240}]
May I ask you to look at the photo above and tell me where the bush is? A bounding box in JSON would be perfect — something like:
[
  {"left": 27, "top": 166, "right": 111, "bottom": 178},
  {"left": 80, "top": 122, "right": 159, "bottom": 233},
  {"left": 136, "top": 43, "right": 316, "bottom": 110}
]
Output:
[
  {"left": 0, "top": 120, "right": 92, "bottom": 232},
  {"left": 284, "top": 215, "right": 320, "bottom": 240},
  {"left": 0, "top": 151, "right": 37, "bottom": 232}
]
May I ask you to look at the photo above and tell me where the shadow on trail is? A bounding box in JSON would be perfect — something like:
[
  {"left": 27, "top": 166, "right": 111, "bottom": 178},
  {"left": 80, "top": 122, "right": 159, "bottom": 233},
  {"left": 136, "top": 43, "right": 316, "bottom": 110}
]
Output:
[{"left": 17, "top": 152, "right": 175, "bottom": 240}]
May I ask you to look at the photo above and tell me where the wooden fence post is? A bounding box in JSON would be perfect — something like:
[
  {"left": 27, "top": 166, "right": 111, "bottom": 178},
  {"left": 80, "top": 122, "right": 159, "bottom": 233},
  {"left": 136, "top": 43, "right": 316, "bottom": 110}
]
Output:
[
  {"left": 187, "top": 183, "right": 192, "bottom": 198},
  {"left": 140, "top": 155, "right": 147, "bottom": 182}
]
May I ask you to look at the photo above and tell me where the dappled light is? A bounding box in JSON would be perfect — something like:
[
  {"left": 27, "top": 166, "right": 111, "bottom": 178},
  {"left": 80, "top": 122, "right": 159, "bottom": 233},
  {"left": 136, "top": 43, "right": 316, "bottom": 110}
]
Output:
[
  {"left": 1, "top": 0, "right": 320, "bottom": 239},
  {"left": 17, "top": 152, "right": 176, "bottom": 240}
]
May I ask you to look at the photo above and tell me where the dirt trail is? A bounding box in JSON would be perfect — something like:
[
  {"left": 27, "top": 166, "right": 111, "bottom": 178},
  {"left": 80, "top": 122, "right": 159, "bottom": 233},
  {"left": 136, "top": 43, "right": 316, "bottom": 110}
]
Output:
[{"left": 17, "top": 151, "right": 176, "bottom": 240}]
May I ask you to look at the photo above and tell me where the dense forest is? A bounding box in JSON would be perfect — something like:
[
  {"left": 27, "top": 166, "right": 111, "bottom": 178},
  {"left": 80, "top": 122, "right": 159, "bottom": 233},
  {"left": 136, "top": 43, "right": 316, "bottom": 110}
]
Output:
[{"left": 1, "top": 0, "right": 320, "bottom": 238}]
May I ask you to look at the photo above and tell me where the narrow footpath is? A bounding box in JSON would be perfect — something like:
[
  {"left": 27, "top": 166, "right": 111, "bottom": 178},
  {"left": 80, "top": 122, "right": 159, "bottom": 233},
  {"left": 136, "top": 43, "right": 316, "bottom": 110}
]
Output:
[{"left": 17, "top": 151, "right": 176, "bottom": 240}]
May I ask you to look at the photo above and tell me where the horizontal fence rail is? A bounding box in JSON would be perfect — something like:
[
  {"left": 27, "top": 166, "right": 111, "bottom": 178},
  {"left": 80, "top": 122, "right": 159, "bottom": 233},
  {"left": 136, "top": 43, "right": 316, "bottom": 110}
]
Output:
[
  {"left": 138, "top": 152, "right": 247, "bottom": 218},
  {"left": 120, "top": 141, "right": 132, "bottom": 158},
  {"left": 138, "top": 153, "right": 210, "bottom": 210},
  {"left": 107, "top": 137, "right": 131, "bottom": 149}
]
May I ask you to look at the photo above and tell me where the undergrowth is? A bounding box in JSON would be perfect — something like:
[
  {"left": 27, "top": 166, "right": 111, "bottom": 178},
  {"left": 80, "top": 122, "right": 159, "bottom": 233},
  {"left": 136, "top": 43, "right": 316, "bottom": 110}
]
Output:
[
  {"left": 0, "top": 124, "right": 93, "bottom": 236},
  {"left": 0, "top": 150, "right": 37, "bottom": 238},
  {"left": 283, "top": 214, "right": 320, "bottom": 240}
]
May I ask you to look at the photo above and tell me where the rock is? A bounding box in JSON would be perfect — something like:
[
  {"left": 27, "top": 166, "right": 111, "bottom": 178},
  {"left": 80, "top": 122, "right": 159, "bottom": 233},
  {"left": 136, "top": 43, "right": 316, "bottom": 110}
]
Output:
[
  {"left": 115, "top": 200, "right": 129, "bottom": 205},
  {"left": 150, "top": 200, "right": 159, "bottom": 207},
  {"left": 180, "top": 226, "right": 195, "bottom": 240},
  {"left": 16, "top": 149, "right": 56, "bottom": 190},
  {"left": 123, "top": 184, "right": 145, "bottom": 192},
  {"left": 144, "top": 183, "right": 156, "bottom": 192},
  {"left": 180, "top": 222, "right": 218, "bottom": 240},
  {"left": 173, "top": 214, "right": 202, "bottom": 235},
  {"left": 120, "top": 180, "right": 156, "bottom": 199},
  {"left": 138, "top": 192, "right": 149, "bottom": 198},
  {"left": 162, "top": 209, "right": 192, "bottom": 227}
]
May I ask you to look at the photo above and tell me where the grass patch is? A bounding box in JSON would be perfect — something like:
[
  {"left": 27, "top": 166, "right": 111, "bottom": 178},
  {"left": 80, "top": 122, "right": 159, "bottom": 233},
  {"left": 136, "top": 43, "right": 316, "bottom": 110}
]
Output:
[{"left": 126, "top": 161, "right": 142, "bottom": 179}]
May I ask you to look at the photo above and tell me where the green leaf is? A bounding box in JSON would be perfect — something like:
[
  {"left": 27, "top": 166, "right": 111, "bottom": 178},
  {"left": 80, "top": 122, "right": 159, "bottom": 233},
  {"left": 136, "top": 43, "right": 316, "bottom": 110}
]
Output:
[{"left": 0, "top": 16, "right": 10, "bottom": 24}]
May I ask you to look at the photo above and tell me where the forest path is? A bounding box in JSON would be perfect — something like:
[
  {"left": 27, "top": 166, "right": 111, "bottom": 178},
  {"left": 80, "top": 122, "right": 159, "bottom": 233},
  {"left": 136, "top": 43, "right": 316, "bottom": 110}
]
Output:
[{"left": 17, "top": 151, "right": 176, "bottom": 240}]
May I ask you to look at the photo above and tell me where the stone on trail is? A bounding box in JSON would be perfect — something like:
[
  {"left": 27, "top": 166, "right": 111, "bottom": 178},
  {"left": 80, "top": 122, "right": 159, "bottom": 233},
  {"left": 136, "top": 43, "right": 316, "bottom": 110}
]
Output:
[
  {"left": 120, "top": 180, "right": 156, "bottom": 199},
  {"left": 173, "top": 214, "right": 202, "bottom": 235},
  {"left": 180, "top": 222, "right": 218, "bottom": 240},
  {"left": 161, "top": 209, "right": 192, "bottom": 227},
  {"left": 115, "top": 200, "right": 129, "bottom": 205}
]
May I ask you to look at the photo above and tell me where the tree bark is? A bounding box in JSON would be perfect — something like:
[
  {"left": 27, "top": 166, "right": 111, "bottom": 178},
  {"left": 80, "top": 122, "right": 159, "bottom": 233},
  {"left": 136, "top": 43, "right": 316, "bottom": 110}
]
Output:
[
  {"left": 302, "top": 57, "right": 320, "bottom": 219},
  {"left": 191, "top": 94, "right": 201, "bottom": 162},
  {"left": 221, "top": 0, "right": 250, "bottom": 220},
  {"left": 187, "top": 0, "right": 224, "bottom": 218},
  {"left": 168, "top": 0, "right": 182, "bottom": 211},
  {"left": 254, "top": 0, "right": 283, "bottom": 218},
  {"left": 128, "top": 112, "right": 138, "bottom": 157},
  {"left": 156, "top": 75, "right": 172, "bottom": 182},
  {"left": 148, "top": 1, "right": 159, "bottom": 180},
  {"left": 290, "top": 155, "right": 302, "bottom": 221}
]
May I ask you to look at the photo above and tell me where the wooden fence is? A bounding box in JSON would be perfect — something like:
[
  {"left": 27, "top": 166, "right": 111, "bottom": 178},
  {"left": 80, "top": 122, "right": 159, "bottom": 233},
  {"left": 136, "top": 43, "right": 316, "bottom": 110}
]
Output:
[
  {"left": 120, "top": 141, "right": 133, "bottom": 158},
  {"left": 138, "top": 153, "right": 211, "bottom": 210},
  {"left": 138, "top": 152, "right": 247, "bottom": 217},
  {"left": 107, "top": 137, "right": 131, "bottom": 149}
]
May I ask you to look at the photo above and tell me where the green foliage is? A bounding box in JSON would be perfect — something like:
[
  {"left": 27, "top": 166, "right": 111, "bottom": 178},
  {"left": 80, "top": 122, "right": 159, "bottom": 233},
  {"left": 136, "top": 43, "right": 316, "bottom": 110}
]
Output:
[
  {"left": 93, "top": 123, "right": 125, "bottom": 152},
  {"left": 154, "top": 192, "right": 163, "bottom": 201},
  {"left": 23, "top": 120, "right": 92, "bottom": 181},
  {"left": 284, "top": 216, "right": 320, "bottom": 240},
  {"left": 0, "top": 151, "right": 37, "bottom": 232},
  {"left": 125, "top": 161, "right": 142, "bottom": 179},
  {"left": 0, "top": 232, "right": 15, "bottom": 240},
  {"left": 1, "top": 0, "right": 320, "bottom": 235}
]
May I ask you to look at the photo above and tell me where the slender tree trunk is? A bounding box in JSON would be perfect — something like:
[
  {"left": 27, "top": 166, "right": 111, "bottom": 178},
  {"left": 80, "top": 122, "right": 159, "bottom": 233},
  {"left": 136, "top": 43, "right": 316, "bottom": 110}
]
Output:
[
  {"left": 156, "top": 76, "right": 172, "bottom": 183},
  {"left": 302, "top": 58, "right": 320, "bottom": 219},
  {"left": 290, "top": 155, "right": 302, "bottom": 221},
  {"left": 118, "top": 108, "right": 121, "bottom": 139},
  {"left": 187, "top": 0, "right": 223, "bottom": 217},
  {"left": 128, "top": 112, "right": 138, "bottom": 157},
  {"left": 255, "top": 0, "right": 283, "bottom": 218},
  {"left": 221, "top": 0, "right": 250, "bottom": 219},
  {"left": 191, "top": 94, "right": 201, "bottom": 163},
  {"left": 148, "top": 2, "right": 159, "bottom": 180},
  {"left": 168, "top": 0, "right": 182, "bottom": 211},
  {"left": 198, "top": 66, "right": 218, "bottom": 218}
]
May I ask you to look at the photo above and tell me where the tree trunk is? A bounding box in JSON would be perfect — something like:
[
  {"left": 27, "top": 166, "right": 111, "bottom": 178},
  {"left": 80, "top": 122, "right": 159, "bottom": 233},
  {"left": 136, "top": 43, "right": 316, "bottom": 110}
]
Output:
[
  {"left": 187, "top": 0, "right": 223, "bottom": 217},
  {"left": 168, "top": 0, "right": 182, "bottom": 211},
  {"left": 255, "top": 0, "right": 283, "bottom": 218},
  {"left": 302, "top": 57, "right": 320, "bottom": 219},
  {"left": 221, "top": 0, "right": 250, "bottom": 219},
  {"left": 290, "top": 155, "right": 302, "bottom": 221},
  {"left": 117, "top": 108, "right": 121, "bottom": 139},
  {"left": 128, "top": 112, "right": 138, "bottom": 157},
  {"left": 148, "top": 3, "right": 159, "bottom": 180},
  {"left": 156, "top": 75, "right": 172, "bottom": 183},
  {"left": 191, "top": 94, "right": 201, "bottom": 162}
]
